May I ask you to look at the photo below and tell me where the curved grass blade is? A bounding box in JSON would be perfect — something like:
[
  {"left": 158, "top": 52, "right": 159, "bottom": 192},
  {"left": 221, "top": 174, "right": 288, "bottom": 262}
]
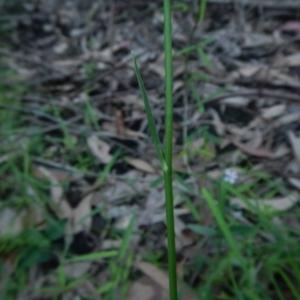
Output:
[
  {"left": 202, "top": 188, "right": 243, "bottom": 262},
  {"left": 132, "top": 52, "right": 167, "bottom": 172}
]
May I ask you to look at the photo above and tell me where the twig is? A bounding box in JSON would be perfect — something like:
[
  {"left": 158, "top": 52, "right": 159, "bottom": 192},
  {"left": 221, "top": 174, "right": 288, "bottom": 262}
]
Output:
[
  {"left": 0, "top": 103, "right": 75, "bottom": 124},
  {"left": 205, "top": 90, "right": 300, "bottom": 106},
  {"left": 32, "top": 156, "right": 160, "bottom": 182},
  {"left": 32, "top": 156, "right": 97, "bottom": 177},
  {"left": 204, "top": 0, "right": 300, "bottom": 9},
  {"left": 0, "top": 49, "right": 68, "bottom": 75}
]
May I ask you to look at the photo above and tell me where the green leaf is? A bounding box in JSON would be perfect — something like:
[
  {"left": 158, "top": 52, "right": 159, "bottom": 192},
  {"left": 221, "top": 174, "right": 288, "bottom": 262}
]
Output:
[
  {"left": 174, "top": 39, "right": 213, "bottom": 57},
  {"left": 97, "top": 148, "right": 122, "bottom": 185},
  {"left": 187, "top": 224, "right": 216, "bottom": 237},
  {"left": 182, "top": 195, "right": 201, "bottom": 222},
  {"left": 174, "top": 44, "right": 197, "bottom": 56},
  {"left": 197, "top": 0, "right": 207, "bottom": 23},
  {"left": 17, "top": 248, "right": 54, "bottom": 269},
  {"left": 118, "top": 215, "right": 135, "bottom": 260},
  {"left": 64, "top": 250, "right": 118, "bottom": 263},
  {"left": 172, "top": 2, "right": 189, "bottom": 11},
  {"left": 197, "top": 46, "right": 212, "bottom": 67},
  {"left": 96, "top": 281, "right": 116, "bottom": 295},
  {"left": 150, "top": 175, "right": 164, "bottom": 188},
  {"left": 229, "top": 225, "right": 256, "bottom": 236},
  {"left": 132, "top": 52, "right": 167, "bottom": 172},
  {"left": 202, "top": 188, "right": 242, "bottom": 259},
  {"left": 43, "top": 219, "right": 67, "bottom": 241},
  {"left": 189, "top": 83, "right": 205, "bottom": 113}
]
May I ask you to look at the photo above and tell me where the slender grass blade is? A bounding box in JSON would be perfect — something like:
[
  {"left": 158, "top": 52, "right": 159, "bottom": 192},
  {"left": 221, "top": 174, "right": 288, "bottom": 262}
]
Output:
[{"left": 132, "top": 52, "right": 167, "bottom": 172}]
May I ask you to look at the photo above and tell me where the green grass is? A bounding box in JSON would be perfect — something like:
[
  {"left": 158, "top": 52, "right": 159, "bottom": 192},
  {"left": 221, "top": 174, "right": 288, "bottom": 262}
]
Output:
[{"left": 0, "top": 60, "right": 125, "bottom": 299}]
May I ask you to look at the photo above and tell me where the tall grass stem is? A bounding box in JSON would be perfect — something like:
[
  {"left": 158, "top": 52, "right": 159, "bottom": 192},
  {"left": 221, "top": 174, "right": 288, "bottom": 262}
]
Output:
[
  {"left": 132, "top": 0, "right": 178, "bottom": 298},
  {"left": 163, "top": 0, "right": 178, "bottom": 299}
]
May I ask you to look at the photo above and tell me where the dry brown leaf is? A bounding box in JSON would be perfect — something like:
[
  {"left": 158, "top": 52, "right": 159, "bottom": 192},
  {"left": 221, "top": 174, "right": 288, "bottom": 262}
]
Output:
[
  {"left": 173, "top": 63, "right": 185, "bottom": 77},
  {"left": 120, "top": 94, "right": 144, "bottom": 107},
  {"left": 133, "top": 261, "right": 198, "bottom": 300},
  {"left": 274, "top": 144, "right": 290, "bottom": 158},
  {"left": 263, "top": 69, "right": 299, "bottom": 87},
  {"left": 146, "top": 189, "right": 165, "bottom": 210},
  {"left": 133, "top": 262, "right": 169, "bottom": 291},
  {"left": 26, "top": 186, "right": 45, "bottom": 226},
  {"left": 284, "top": 159, "right": 300, "bottom": 174},
  {"left": 275, "top": 112, "right": 300, "bottom": 127},
  {"left": 277, "top": 53, "right": 300, "bottom": 67},
  {"left": 232, "top": 65, "right": 262, "bottom": 78},
  {"left": 87, "top": 135, "right": 112, "bottom": 164},
  {"left": 63, "top": 261, "right": 91, "bottom": 279},
  {"left": 0, "top": 152, "right": 20, "bottom": 164},
  {"left": 114, "top": 214, "right": 134, "bottom": 230},
  {"left": 287, "top": 131, "right": 300, "bottom": 164},
  {"left": 125, "top": 157, "right": 155, "bottom": 173},
  {"left": 230, "top": 193, "right": 299, "bottom": 212},
  {"left": 72, "top": 193, "right": 93, "bottom": 233},
  {"left": 232, "top": 140, "right": 274, "bottom": 158},
  {"left": 206, "top": 169, "right": 222, "bottom": 179},
  {"left": 125, "top": 276, "right": 168, "bottom": 300},
  {"left": 54, "top": 49, "right": 113, "bottom": 67},
  {"left": 36, "top": 167, "right": 92, "bottom": 234},
  {"left": 107, "top": 205, "right": 138, "bottom": 220},
  {"left": 37, "top": 166, "right": 72, "bottom": 219},
  {"left": 262, "top": 104, "right": 286, "bottom": 119},
  {"left": 148, "top": 63, "right": 165, "bottom": 77},
  {"left": 53, "top": 42, "right": 68, "bottom": 54},
  {"left": 0, "top": 208, "right": 25, "bottom": 236},
  {"left": 287, "top": 177, "right": 300, "bottom": 191},
  {"left": 115, "top": 109, "right": 125, "bottom": 136},
  {"left": 101, "top": 181, "right": 142, "bottom": 203},
  {"left": 226, "top": 124, "right": 247, "bottom": 137},
  {"left": 172, "top": 154, "right": 186, "bottom": 172},
  {"left": 244, "top": 33, "right": 276, "bottom": 47},
  {"left": 102, "top": 239, "right": 121, "bottom": 250},
  {"left": 221, "top": 96, "right": 251, "bottom": 106},
  {"left": 34, "top": 166, "right": 74, "bottom": 182},
  {"left": 173, "top": 80, "right": 184, "bottom": 93},
  {"left": 210, "top": 109, "right": 225, "bottom": 136},
  {"left": 250, "top": 129, "right": 263, "bottom": 149},
  {"left": 233, "top": 65, "right": 300, "bottom": 87},
  {"left": 280, "top": 21, "right": 300, "bottom": 32},
  {"left": 270, "top": 71, "right": 300, "bottom": 88},
  {"left": 173, "top": 217, "right": 193, "bottom": 251},
  {"left": 102, "top": 122, "right": 146, "bottom": 138}
]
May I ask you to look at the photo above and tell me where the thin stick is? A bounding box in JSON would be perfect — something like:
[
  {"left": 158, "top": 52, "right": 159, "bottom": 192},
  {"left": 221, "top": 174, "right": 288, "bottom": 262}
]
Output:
[
  {"left": 203, "top": 0, "right": 299, "bottom": 8},
  {"left": 163, "top": 0, "right": 178, "bottom": 299}
]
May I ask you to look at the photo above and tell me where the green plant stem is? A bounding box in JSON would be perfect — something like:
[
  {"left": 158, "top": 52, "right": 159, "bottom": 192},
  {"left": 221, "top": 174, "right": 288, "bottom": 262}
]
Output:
[
  {"left": 164, "top": 171, "right": 177, "bottom": 299},
  {"left": 163, "top": 0, "right": 178, "bottom": 299}
]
